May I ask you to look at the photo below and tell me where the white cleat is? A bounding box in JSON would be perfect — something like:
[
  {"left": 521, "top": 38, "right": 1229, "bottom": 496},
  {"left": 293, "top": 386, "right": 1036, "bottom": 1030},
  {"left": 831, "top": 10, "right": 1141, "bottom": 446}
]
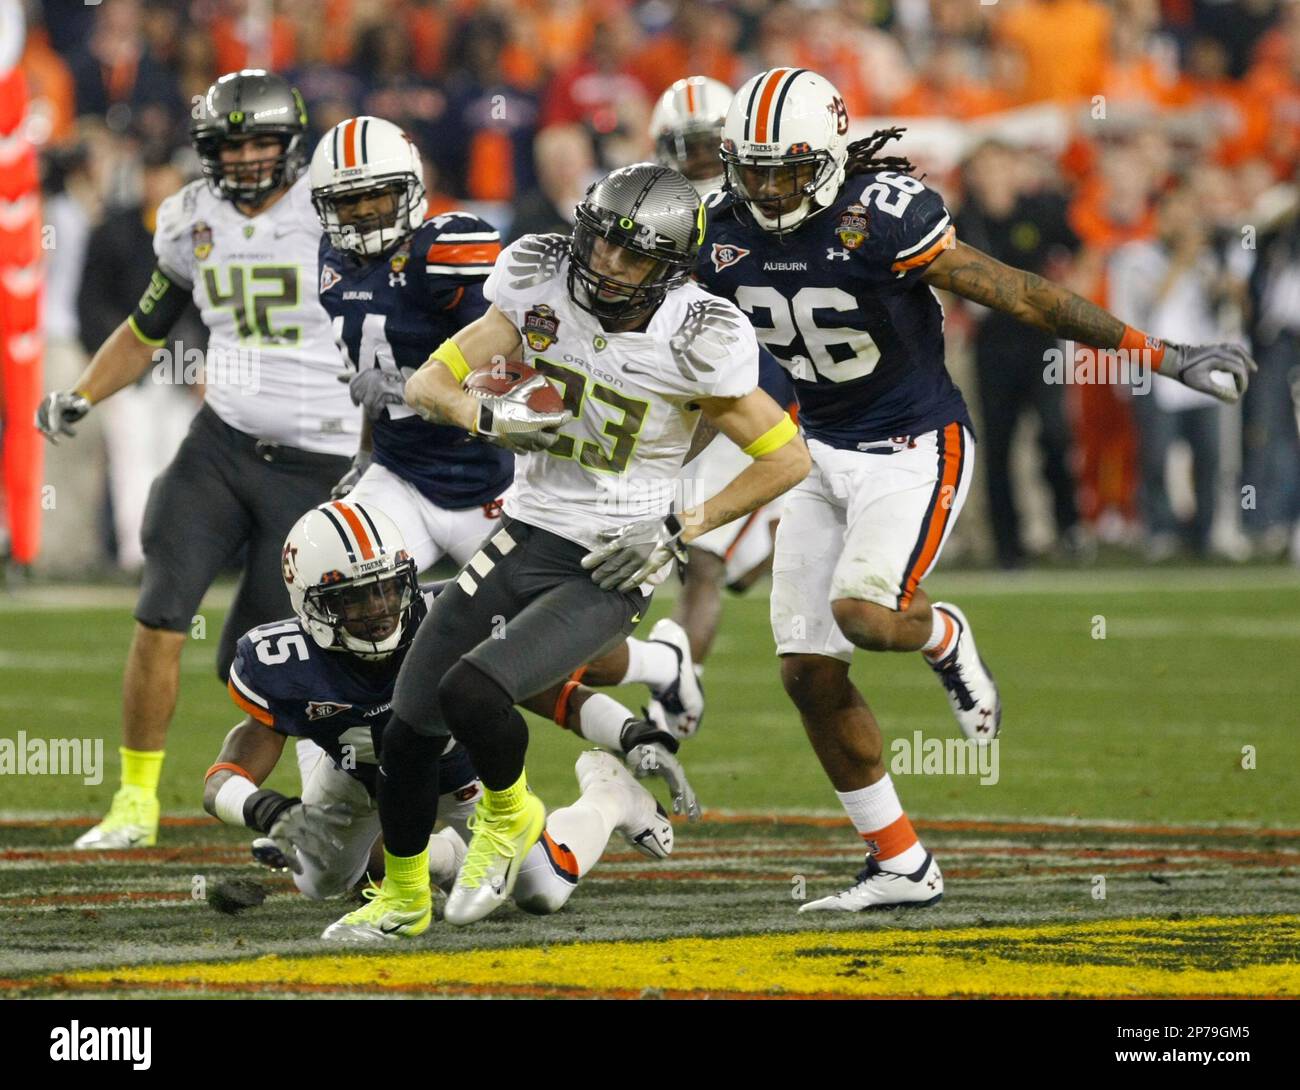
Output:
[
  {"left": 799, "top": 852, "right": 944, "bottom": 913},
  {"left": 576, "top": 750, "right": 673, "bottom": 859},
  {"left": 925, "top": 603, "right": 1000, "bottom": 743},
  {"left": 73, "top": 788, "right": 159, "bottom": 849},
  {"left": 645, "top": 618, "right": 704, "bottom": 739}
]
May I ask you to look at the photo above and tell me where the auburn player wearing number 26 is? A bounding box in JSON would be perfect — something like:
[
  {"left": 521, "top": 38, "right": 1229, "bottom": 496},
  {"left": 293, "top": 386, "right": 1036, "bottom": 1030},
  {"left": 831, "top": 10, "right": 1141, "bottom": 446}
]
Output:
[{"left": 698, "top": 68, "right": 1257, "bottom": 913}]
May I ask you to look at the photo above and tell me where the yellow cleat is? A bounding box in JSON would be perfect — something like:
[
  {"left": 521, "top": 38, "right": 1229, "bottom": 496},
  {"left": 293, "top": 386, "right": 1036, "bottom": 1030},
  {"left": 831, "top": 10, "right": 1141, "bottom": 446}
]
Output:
[
  {"left": 73, "top": 787, "right": 159, "bottom": 849},
  {"left": 444, "top": 792, "right": 545, "bottom": 926},
  {"left": 320, "top": 879, "right": 431, "bottom": 942}
]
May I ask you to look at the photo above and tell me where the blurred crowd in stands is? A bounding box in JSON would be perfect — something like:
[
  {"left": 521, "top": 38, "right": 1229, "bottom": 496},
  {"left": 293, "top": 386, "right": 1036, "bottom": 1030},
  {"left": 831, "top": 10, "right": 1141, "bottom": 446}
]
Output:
[{"left": 14, "top": 0, "right": 1300, "bottom": 573}]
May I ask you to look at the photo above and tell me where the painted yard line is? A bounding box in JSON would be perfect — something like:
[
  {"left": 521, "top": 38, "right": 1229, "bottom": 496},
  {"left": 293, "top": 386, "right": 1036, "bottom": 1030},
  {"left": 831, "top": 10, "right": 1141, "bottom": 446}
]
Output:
[{"left": 51, "top": 914, "right": 1300, "bottom": 999}]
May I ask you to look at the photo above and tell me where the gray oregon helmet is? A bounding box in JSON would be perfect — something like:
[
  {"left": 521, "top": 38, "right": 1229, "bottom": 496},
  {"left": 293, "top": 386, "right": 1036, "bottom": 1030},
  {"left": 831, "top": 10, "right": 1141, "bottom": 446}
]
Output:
[
  {"left": 191, "top": 69, "right": 309, "bottom": 205},
  {"left": 568, "top": 163, "right": 704, "bottom": 326}
]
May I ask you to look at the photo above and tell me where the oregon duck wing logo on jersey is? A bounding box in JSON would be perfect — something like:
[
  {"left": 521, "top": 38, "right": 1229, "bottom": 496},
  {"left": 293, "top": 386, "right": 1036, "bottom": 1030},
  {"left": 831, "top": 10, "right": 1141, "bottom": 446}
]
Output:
[
  {"left": 523, "top": 304, "right": 560, "bottom": 352},
  {"left": 506, "top": 234, "right": 570, "bottom": 290},
  {"left": 835, "top": 203, "right": 870, "bottom": 250},
  {"left": 709, "top": 242, "right": 750, "bottom": 273},
  {"left": 192, "top": 222, "right": 213, "bottom": 260},
  {"left": 669, "top": 299, "right": 743, "bottom": 380}
]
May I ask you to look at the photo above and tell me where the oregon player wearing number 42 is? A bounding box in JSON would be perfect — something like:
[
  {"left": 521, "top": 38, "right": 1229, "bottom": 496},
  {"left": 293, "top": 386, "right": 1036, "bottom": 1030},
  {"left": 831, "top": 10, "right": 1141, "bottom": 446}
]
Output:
[
  {"left": 696, "top": 67, "right": 1257, "bottom": 912},
  {"left": 37, "top": 70, "right": 360, "bottom": 851}
]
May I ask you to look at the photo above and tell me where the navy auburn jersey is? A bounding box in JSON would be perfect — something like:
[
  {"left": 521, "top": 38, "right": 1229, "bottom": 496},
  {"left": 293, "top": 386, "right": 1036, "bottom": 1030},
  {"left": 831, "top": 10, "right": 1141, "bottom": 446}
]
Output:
[
  {"left": 319, "top": 213, "right": 514, "bottom": 509},
  {"left": 227, "top": 617, "right": 475, "bottom": 798},
  {"left": 696, "top": 175, "right": 972, "bottom": 448}
]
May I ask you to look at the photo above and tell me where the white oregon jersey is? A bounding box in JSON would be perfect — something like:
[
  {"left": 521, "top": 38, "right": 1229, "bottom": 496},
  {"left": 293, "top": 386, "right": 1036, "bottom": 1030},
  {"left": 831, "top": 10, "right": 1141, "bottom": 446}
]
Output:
[
  {"left": 152, "top": 174, "right": 359, "bottom": 455},
  {"left": 483, "top": 233, "right": 759, "bottom": 548}
]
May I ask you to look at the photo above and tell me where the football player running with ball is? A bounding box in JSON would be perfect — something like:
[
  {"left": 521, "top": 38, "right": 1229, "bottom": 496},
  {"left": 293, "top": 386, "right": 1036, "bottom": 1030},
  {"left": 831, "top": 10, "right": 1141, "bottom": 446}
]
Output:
[
  {"left": 206, "top": 500, "right": 696, "bottom": 939},
  {"left": 311, "top": 116, "right": 707, "bottom": 732},
  {"left": 333, "top": 163, "right": 809, "bottom": 936},
  {"left": 697, "top": 69, "right": 1256, "bottom": 911},
  {"left": 38, "top": 71, "right": 361, "bottom": 850}
]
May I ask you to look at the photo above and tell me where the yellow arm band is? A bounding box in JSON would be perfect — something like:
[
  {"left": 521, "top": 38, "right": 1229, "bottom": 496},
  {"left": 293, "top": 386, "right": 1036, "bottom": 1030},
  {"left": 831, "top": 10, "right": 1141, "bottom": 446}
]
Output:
[
  {"left": 741, "top": 415, "right": 798, "bottom": 458},
  {"left": 432, "top": 338, "right": 471, "bottom": 383}
]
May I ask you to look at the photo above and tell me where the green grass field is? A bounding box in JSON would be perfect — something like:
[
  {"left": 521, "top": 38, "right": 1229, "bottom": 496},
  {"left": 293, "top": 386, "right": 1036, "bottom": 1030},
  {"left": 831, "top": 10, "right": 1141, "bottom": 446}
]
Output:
[{"left": 2, "top": 566, "right": 1298, "bottom": 997}]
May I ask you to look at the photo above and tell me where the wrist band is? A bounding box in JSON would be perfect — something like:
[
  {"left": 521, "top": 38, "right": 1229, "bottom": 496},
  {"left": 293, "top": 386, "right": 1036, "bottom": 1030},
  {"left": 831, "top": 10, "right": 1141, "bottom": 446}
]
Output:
[
  {"left": 213, "top": 774, "right": 257, "bottom": 827},
  {"left": 244, "top": 789, "right": 299, "bottom": 834},
  {"left": 1118, "top": 326, "right": 1167, "bottom": 371}
]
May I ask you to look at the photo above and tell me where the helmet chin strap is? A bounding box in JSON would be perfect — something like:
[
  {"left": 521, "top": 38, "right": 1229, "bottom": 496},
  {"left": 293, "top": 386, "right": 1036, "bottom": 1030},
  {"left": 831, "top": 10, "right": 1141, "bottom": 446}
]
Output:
[
  {"left": 749, "top": 195, "right": 814, "bottom": 233},
  {"left": 339, "top": 628, "right": 402, "bottom": 659}
]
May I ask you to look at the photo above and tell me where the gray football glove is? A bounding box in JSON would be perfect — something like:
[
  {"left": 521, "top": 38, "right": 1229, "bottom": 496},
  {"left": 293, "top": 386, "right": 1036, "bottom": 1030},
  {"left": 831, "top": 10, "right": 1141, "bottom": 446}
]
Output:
[
  {"left": 267, "top": 802, "right": 352, "bottom": 875},
  {"left": 582, "top": 514, "right": 687, "bottom": 591},
  {"left": 625, "top": 742, "right": 700, "bottom": 821},
  {"left": 339, "top": 367, "right": 407, "bottom": 420},
  {"left": 471, "top": 373, "right": 572, "bottom": 448},
  {"left": 1161, "top": 342, "right": 1256, "bottom": 403},
  {"left": 331, "top": 450, "right": 372, "bottom": 499},
  {"left": 36, "top": 390, "right": 93, "bottom": 444}
]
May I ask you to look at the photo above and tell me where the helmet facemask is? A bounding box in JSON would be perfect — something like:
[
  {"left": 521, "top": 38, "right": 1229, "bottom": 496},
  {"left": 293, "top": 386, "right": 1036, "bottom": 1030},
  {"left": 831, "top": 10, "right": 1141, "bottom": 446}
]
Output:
[
  {"left": 312, "top": 174, "right": 426, "bottom": 258},
  {"left": 568, "top": 204, "right": 693, "bottom": 327},
  {"left": 195, "top": 131, "right": 304, "bottom": 206},
  {"left": 656, "top": 126, "right": 725, "bottom": 197},
  {"left": 722, "top": 146, "right": 838, "bottom": 235},
  {"left": 302, "top": 559, "right": 423, "bottom": 660}
]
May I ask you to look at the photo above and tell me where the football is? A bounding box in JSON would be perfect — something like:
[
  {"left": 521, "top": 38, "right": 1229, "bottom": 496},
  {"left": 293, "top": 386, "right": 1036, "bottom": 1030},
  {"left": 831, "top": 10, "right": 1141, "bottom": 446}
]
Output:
[{"left": 462, "top": 360, "right": 565, "bottom": 415}]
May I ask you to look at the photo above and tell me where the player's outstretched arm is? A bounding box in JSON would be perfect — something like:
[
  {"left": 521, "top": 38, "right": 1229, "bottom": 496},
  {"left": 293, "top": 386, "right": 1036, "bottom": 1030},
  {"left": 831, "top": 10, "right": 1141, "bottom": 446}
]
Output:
[
  {"left": 37, "top": 264, "right": 193, "bottom": 443},
  {"left": 686, "top": 389, "right": 810, "bottom": 541},
  {"left": 582, "top": 390, "right": 808, "bottom": 592},
  {"left": 922, "top": 240, "right": 1256, "bottom": 402},
  {"left": 202, "top": 719, "right": 287, "bottom": 815}
]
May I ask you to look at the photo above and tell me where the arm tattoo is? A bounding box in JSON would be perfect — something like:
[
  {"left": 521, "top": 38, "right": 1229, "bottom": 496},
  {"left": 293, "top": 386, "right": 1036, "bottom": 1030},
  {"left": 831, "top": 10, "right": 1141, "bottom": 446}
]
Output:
[{"left": 924, "top": 242, "right": 1125, "bottom": 348}]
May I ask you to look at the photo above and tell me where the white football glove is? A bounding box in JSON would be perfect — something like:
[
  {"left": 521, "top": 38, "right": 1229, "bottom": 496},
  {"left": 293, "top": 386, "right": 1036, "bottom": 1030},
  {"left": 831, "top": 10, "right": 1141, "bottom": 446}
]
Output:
[
  {"left": 339, "top": 367, "right": 407, "bottom": 420},
  {"left": 331, "top": 450, "right": 372, "bottom": 499},
  {"left": 582, "top": 514, "right": 687, "bottom": 591},
  {"left": 1161, "top": 342, "right": 1256, "bottom": 403},
  {"left": 471, "top": 374, "right": 572, "bottom": 451},
  {"left": 625, "top": 742, "right": 701, "bottom": 822},
  {"left": 266, "top": 802, "right": 352, "bottom": 875},
  {"left": 36, "top": 390, "right": 93, "bottom": 444}
]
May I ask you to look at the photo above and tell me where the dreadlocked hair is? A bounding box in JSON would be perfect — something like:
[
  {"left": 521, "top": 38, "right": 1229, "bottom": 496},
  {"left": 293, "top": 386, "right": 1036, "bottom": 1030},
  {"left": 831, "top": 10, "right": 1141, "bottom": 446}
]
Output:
[{"left": 844, "top": 127, "right": 916, "bottom": 179}]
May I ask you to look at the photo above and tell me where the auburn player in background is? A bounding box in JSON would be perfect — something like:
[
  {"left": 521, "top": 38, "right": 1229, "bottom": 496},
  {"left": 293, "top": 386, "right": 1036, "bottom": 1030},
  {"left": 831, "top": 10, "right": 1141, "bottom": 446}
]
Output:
[
  {"left": 697, "top": 68, "right": 1255, "bottom": 912},
  {"left": 37, "top": 70, "right": 360, "bottom": 849},
  {"left": 645, "top": 76, "right": 797, "bottom": 739}
]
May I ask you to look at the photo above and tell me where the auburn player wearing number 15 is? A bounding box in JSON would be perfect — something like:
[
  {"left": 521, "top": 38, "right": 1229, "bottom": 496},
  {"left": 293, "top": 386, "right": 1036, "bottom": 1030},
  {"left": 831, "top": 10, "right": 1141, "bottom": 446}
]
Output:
[{"left": 697, "top": 68, "right": 1256, "bottom": 912}]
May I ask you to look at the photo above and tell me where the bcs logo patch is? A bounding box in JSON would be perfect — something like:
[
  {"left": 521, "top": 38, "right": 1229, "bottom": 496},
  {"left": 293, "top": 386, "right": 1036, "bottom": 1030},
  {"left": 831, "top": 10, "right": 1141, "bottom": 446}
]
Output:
[
  {"left": 306, "top": 701, "right": 353, "bottom": 721},
  {"left": 835, "top": 203, "right": 869, "bottom": 250},
  {"left": 319, "top": 265, "right": 342, "bottom": 293},
  {"left": 710, "top": 242, "right": 751, "bottom": 273},
  {"left": 523, "top": 303, "right": 560, "bottom": 352},
  {"left": 191, "top": 222, "right": 213, "bottom": 260}
]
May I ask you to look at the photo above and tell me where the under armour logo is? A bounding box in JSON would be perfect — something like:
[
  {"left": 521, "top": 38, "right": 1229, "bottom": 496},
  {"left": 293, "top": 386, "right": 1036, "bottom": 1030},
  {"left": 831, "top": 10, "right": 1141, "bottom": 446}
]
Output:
[
  {"left": 827, "top": 248, "right": 851, "bottom": 261},
  {"left": 927, "top": 874, "right": 939, "bottom": 890},
  {"left": 389, "top": 272, "right": 407, "bottom": 287},
  {"left": 977, "top": 710, "right": 993, "bottom": 734}
]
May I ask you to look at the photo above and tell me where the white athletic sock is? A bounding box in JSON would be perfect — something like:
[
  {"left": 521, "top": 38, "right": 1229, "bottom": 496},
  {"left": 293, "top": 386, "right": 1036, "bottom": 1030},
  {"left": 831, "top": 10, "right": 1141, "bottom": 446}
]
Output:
[
  {"left": 577, "top": 693, "right": 634, "bottom": 751},
  {"left": 835, "top": 775, "right": 928, "bottom": 874},
  {"left": 545, "top": 784, "right": 623, "bottom": 877},
  {"left": 426, "top": 827, "right": 463, "bottom": 889},
  {"left": 921, "top": 605, "right": 958, "bottom": 660},
  {"left": 620, "top": 636, "right": 680, "bottom": 689}
]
